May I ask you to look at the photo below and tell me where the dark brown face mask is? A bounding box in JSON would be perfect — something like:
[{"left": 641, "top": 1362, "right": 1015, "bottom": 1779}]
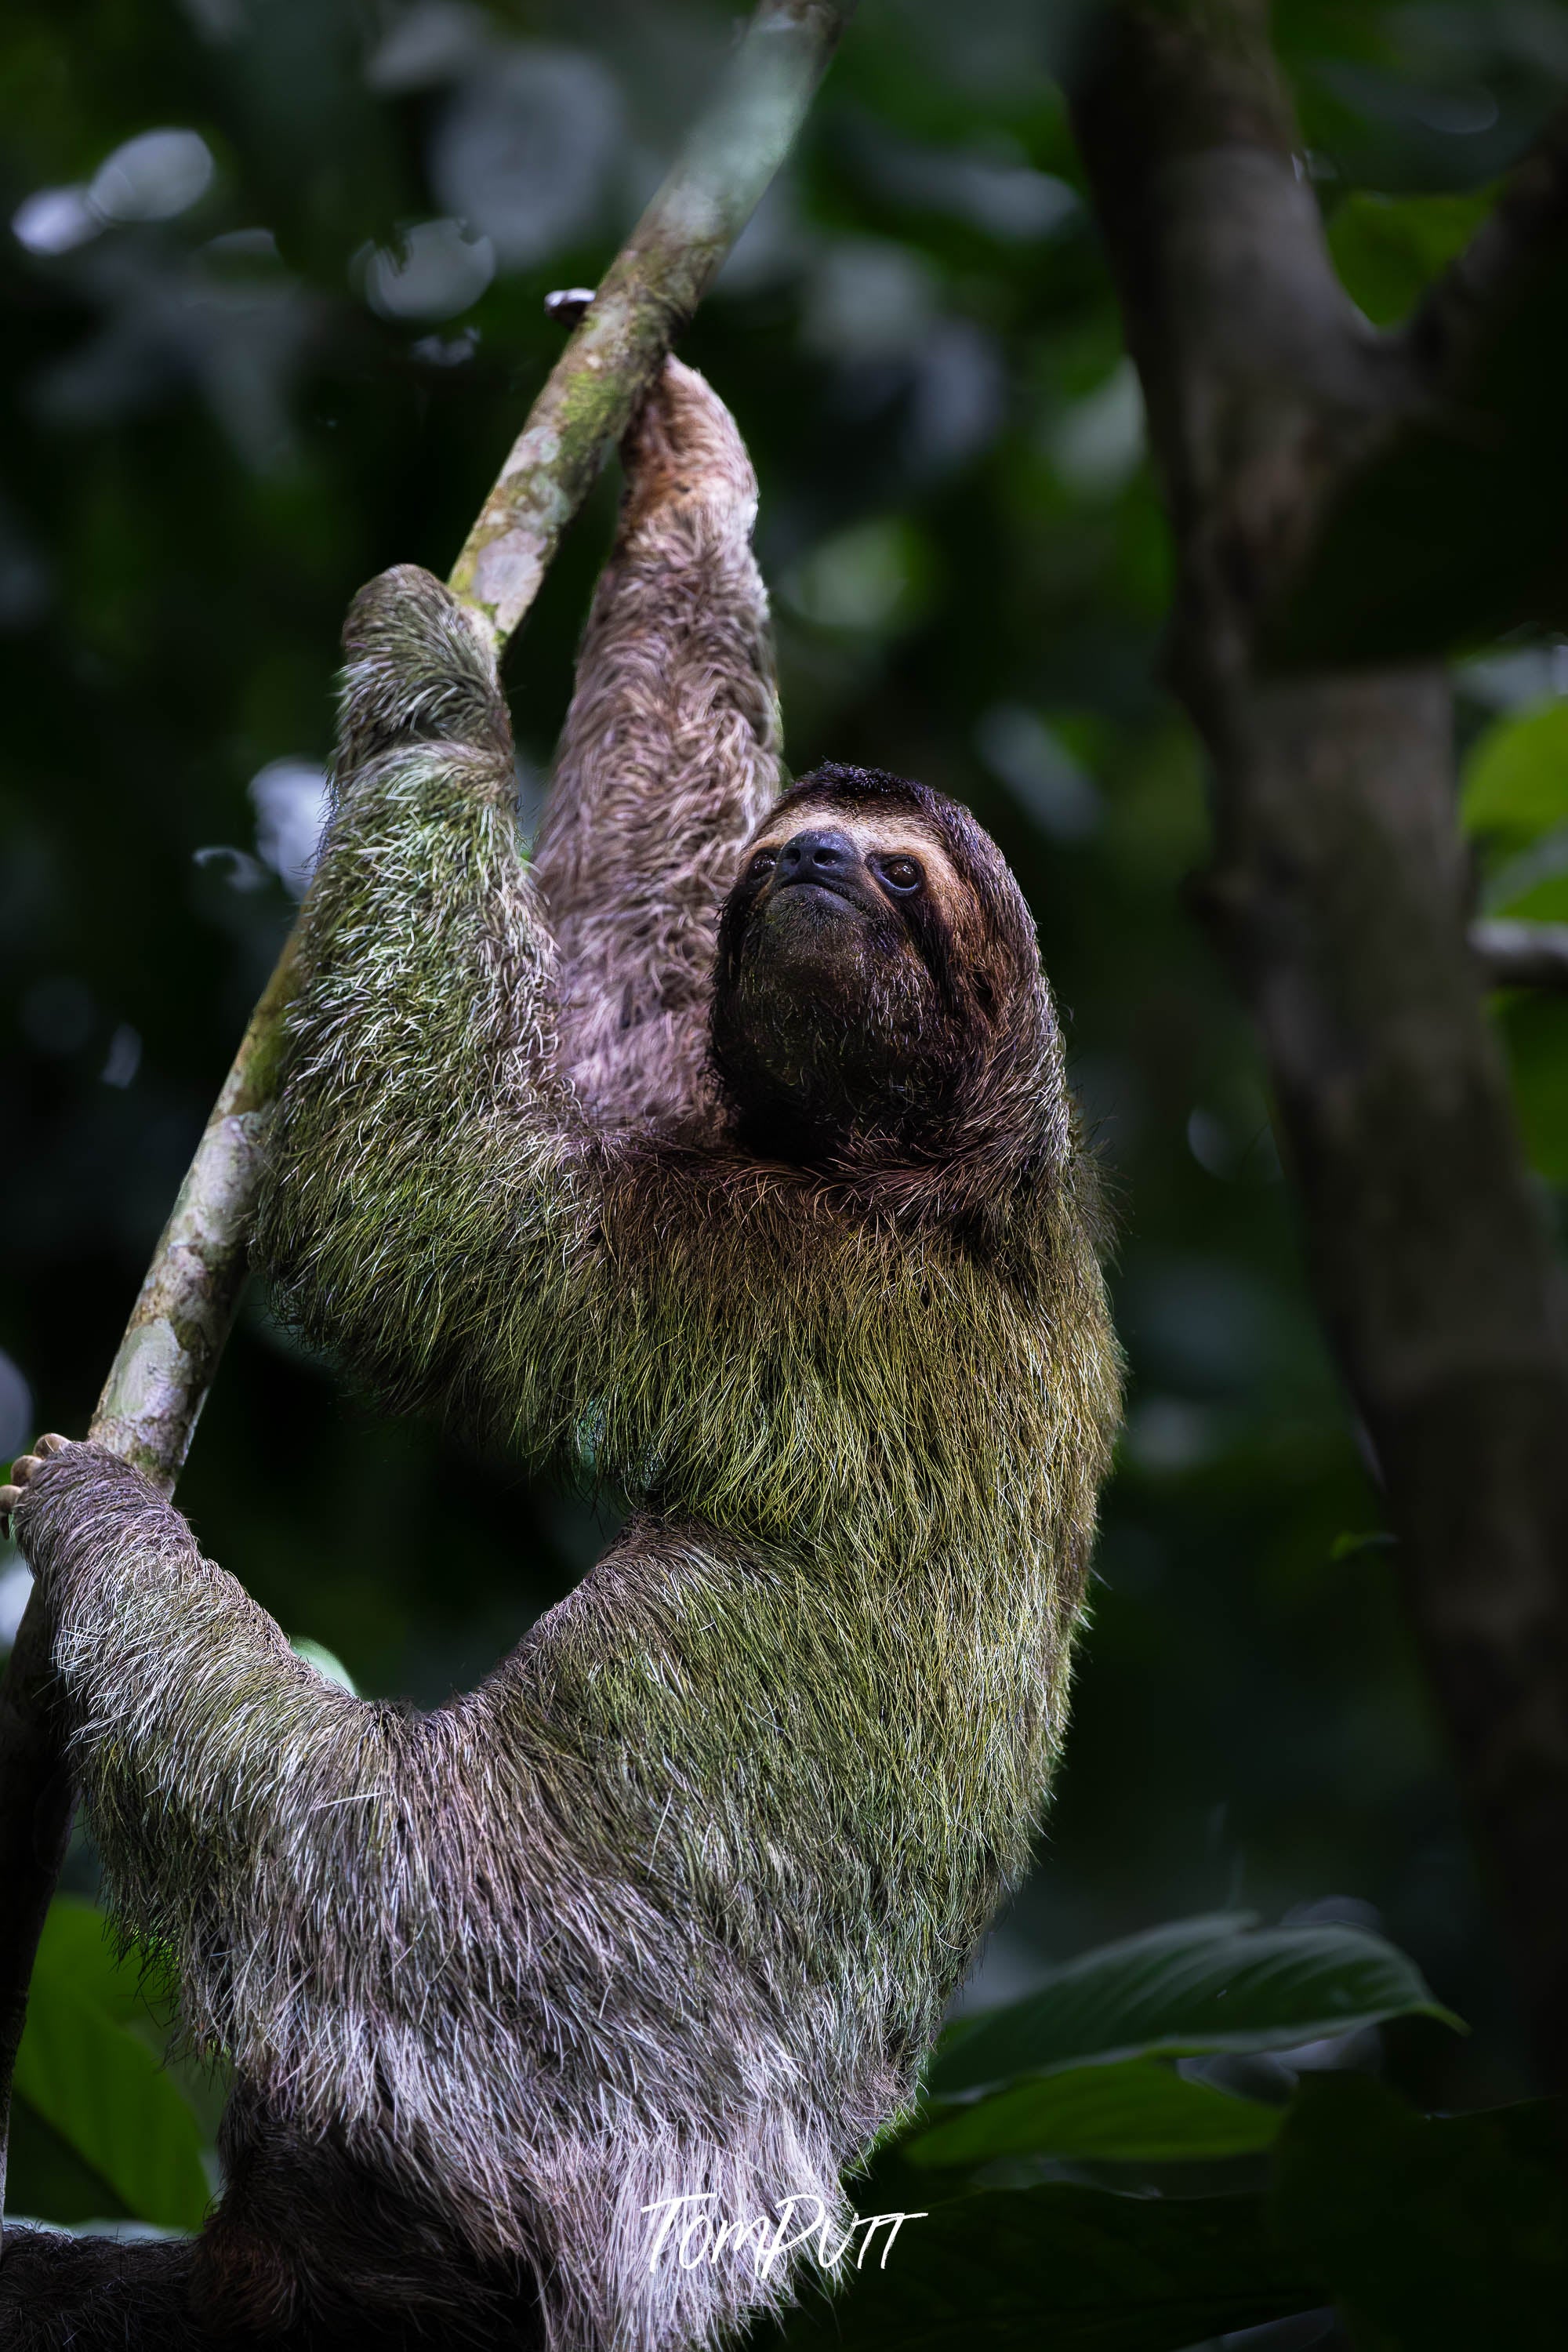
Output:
[
  {"left": 711, "top": 843, "right": 964, "bottom": 1162},
  {"left": 710, "top": 760, "right": 1069, "bottom": 1188}
]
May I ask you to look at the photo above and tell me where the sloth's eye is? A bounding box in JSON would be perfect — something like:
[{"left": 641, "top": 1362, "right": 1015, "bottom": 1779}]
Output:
[
  {"left": 877, "top": 855, "right": 923, "bottom": 895},
  {"left": 749, "top": 848, "right": 778, "bottom": 878}
]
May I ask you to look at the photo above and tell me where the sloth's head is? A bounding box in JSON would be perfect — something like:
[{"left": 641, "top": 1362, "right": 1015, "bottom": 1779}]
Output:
[{"left": 712, "top": 763, "right": 1065, "bottom": 1178}]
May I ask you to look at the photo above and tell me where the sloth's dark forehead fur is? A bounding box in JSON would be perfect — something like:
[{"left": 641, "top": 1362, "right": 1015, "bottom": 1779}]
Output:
[
  {"left": 771, "top": 760, "right": 1009, "bottom": 885},
  {"left": 771, "top": 759, "right": 941, "bottom": 821}
]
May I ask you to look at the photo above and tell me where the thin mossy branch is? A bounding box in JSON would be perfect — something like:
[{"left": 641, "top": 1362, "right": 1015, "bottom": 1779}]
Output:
[
  {"left": 0, "top": 0, "right": 856, "bottom": 2234},
  {"left": 452, "top": 0, "right": 855, "bottom": 642}
]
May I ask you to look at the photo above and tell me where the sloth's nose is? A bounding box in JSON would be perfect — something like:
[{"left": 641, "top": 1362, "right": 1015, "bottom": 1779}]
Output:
[{"left": 778, "top": 828, "right": 858, "bottom": 880}]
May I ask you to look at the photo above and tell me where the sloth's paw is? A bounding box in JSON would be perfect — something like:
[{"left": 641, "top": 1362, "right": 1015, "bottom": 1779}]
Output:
[{"left": 0, "top": 1432, "right": 74, "bottom": 1534}]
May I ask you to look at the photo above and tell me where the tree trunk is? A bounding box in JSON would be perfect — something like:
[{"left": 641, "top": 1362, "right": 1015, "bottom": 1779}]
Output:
[{"left": 1071, "top": 0, "right": 1568, "bottom": 2094}]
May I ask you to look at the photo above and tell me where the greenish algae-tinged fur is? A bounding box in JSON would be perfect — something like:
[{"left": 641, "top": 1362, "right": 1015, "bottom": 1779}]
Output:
[
  {"left": 0, "top": 2, "right": 858, "bottom": 2254},
  {"left": 12, "top": 352, "right": 1117, "bottom": 2351}
]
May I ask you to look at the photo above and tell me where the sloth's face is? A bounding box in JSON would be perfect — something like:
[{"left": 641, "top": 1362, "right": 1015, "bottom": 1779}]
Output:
[{"left": 711, "top": 797, "right": 983, "bottom": 1158}]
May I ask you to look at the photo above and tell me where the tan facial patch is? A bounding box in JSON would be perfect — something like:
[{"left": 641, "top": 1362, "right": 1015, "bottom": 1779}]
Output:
[{"left": 746, "top": 801, "right": 969, "bottom": 920}]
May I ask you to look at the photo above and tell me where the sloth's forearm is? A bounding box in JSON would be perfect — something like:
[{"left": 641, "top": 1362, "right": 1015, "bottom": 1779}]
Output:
[
  {"left": 258, "top": 746, "right": 579, "bottom": 1425},
  {"left": 539, "top": 358, "right": 779, "bottom": 907},
  {"left": 256, "top": 572, "right": 595, "bottom": 1437},
  {"left": 291, "top": 563, "right": 556, "bottom": 1150},
  {"left": 17, "top": 1445, "right": 390, "bottom": 2002},
  {"left": 543, "top": 518, "right": 779, "bottom": 913},
  {"left": 290, "top": 738, "right": 551, "bottom": 1143},
  {"left": 531, "top": 361, "right": 781, "bottom": 1117}
]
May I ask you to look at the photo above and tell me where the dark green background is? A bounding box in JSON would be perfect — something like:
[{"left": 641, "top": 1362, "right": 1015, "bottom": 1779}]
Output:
[{"left": 5, "top": 0, "right": 1563, "bottom": 2190}]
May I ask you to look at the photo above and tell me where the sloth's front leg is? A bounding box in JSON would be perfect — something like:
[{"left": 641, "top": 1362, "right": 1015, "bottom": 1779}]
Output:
[
  {"left": 528, "top": 347, "right": 782, "bottom": 1134},
  {"left": 3, "top": 1429, "right": 402, "bottom": 2068}
]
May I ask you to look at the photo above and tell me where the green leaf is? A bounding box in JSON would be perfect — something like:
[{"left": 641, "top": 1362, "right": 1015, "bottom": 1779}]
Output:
[
  {"left": 1270, "top": 2077, "right": 1567, "bottom": 2351},
  {"left": 22, "top": 1894, "right": 153, "bottom": 2028},
  {"left": 1495, "top": 991, "right": 1568, "bottom": 1185},
  {"left": 1461, "top": 701, "right": 1568, "bottom": 855},
  {"left": 289, "top": 1634, "right": 358, "bottom": 1693},
  {"left": 906, "top": 2056, "right": 1282, "bottom": 2168},
  {"left": 5, "top": 2094, "right": 133, "bottom": 2227},
  {"left": 1461, "top": 703, "right": 1568, "bottom": 1178},
  {"left": 1485, "top": 869, "right": 1568, "bottom": 926},
  {"left": 766, "top": 2182, "right": 1326, "bottom": 2352},
  {"left": 927, "top": 1915, "right": 1460, "bottom": 2100},
  {"left": 13, "top": 1899, "right": 210, "bottom": 2232},
  {"left": 1328, "top": 191, "right": 1497, "bottom": 330}
]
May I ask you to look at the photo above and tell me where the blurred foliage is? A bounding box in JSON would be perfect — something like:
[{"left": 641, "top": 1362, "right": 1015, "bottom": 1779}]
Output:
[
  {"left": 1268, "top": 2080, "right": 1567, "bottom": 2351},
  {"left": 1276, "top": 154, "right": 1568, "bottom": 659},
  {"left": 10, "top": 1899, "right": 216, "bottom": 2230},
  {"left": 5, "top": 0, "right": 1568, "bottom": 2340},
  {"left": 1461, "top": 694, "right": 1568, "bottom": 1179},
  {"left": 1323, "top": 186, "right": 1494, "bottom": 325},
  {"left": 924, "top": 1914, "right": 1460, "bottom": 2097},
  {"left": 1462, "top": 697, "right": 1568, "bottom": 858},
  {"left": 761, "top": 1916, "right": 1557, "bottom": 2351}
]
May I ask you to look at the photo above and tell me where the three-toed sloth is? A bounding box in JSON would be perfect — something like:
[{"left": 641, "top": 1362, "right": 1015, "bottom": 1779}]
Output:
[{"left": 3, "top": 360, "right": 1120, "bottom": 2351}]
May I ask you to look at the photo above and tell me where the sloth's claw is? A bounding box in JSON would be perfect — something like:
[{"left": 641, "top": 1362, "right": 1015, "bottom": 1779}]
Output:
[{"left": 1, "top": 1435, "right": 76, "bottom": 1533}]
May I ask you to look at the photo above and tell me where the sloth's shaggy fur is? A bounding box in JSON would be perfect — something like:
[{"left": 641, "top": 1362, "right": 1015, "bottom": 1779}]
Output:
[
  {"left": 531, "top": 360, "right": 782, "bottom": 1135},
  {"left": 5, "top": 362, "right": 1120, "bottom": 2351}
]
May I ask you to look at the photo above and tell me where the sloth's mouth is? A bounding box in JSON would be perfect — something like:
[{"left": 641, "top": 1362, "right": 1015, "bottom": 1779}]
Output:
[{"left": 771, "top": 873, "right": 871, "bottom": 913}]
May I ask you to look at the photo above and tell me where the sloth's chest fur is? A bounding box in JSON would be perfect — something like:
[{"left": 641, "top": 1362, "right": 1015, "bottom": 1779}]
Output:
[
  {"left": 580, "top": 1162, "right": 1109, "bottom": 1561},
  {"left": 483, "top": 1203, "right": 1111, "bottom": 2044}
]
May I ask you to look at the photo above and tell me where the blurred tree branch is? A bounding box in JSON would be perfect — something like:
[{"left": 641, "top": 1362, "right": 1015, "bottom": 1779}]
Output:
[
  {"left": 1472, "top": 920, "right": 1568, "bottom": 994},
  {"left": 0, "top": 0, "right": 857, "bottom": 2236},
  {"left": 1070, "top": 0, "right": 1568, "bottom": 2097}
]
